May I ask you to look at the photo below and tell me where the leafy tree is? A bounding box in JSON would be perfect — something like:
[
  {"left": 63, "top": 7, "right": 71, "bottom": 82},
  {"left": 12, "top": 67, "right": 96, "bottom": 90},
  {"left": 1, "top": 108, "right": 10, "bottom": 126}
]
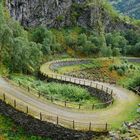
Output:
[
  {"left": 9, "top": 37, "right": 43, "bottom": 73},
  {"left": 31, "top": 26, "right": 48, "bottom": 44},
  {"left": 77, "top": 33, "right": 87, "bottom": 46},
  {"left": 100, "top": 46, "right": 112, "bottom": 57},
  {"left": 112, "top": 47, "right": 120, "bottom": 56},
  {"left": 0, "top": 24, "right": 13, "bottom": 64},
  {"left": 65, "top": 34, "right": 76, "bottom": 48}
]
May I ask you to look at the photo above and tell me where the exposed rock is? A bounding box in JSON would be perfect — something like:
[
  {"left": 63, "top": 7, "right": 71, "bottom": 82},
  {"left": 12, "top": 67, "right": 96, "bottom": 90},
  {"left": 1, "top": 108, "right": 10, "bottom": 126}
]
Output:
[{"left": 5, "top": 0, "right": 137, "bottom": 31}]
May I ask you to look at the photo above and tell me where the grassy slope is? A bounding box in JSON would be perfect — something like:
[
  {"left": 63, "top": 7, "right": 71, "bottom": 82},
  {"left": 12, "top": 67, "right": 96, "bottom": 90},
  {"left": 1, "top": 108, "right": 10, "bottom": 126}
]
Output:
[{"left": 0, "top": 115, "right": 51, "bottom": 140}]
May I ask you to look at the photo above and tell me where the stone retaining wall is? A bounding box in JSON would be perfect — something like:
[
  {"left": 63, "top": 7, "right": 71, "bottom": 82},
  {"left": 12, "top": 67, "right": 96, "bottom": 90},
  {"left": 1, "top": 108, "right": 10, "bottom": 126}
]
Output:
[{"left": 0, "top": 100, "right": 108, "bottom": 140}]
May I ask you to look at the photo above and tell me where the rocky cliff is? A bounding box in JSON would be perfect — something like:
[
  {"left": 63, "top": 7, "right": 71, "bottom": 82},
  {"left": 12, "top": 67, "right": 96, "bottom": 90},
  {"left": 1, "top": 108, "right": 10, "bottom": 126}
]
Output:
[{"left": 6, "top": 0, "right": 136, "bottom": 31}]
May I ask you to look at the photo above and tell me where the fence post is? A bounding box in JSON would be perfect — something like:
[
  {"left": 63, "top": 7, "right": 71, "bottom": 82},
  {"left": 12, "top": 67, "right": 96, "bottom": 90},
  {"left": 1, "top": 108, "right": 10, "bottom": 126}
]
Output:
[
  {"left": 79, "top": 104, "right": 81, "bottom": 109},
  {"left": 65, "top": 101, "right": 67, "bottom": 107},
  {"left": 28, "top": 86, "right": 30, "bottom": 92},
  {"left": 102, "top": 85, "right": 103, "bottom": 90},
  {"left": 73, "top": 120, "right": 75, "bottom": 129},
  {"left": 18, "top": 80, "right": 21, "bottom": 86},
  {"left": 38, "top": 91, "right": 41, "bottom": 98},
  {"left": 105, "top": 123, "right": 108, "bottom": 131},
  {"left": 14, "top": 100, "right": 16, "bottom": 108},
  {"left": 106, "top": 87, "right": 108, "bottom": 93},
  {"left": 89, "top": 122, "right": 91, "bottom": 131},
  {"left": 92, "top": 104, "right": 94, "bottom": 110},
  {"left": 26, "top": 106, "right": 29, "bottom": 114},
  {"left": 57, "top": 116, "right": 59, "bottom": 125},
  {"left": 3, "top": 93, "right": 5, "bottom": 101},
  {"left": 111, "top": 90, "right": 113, "bottom": 96},
  {"left": 40, "top": 113, "right": 42, "bottom": 121},
  {"left": 90, "top": 82, "right": 92, "bottom": 86},
  {"left": 51, "top": 96, "right": 53, "bottom": 102},
  {"left": 96, "top": 83, "right": 98, "bottom": 89}
]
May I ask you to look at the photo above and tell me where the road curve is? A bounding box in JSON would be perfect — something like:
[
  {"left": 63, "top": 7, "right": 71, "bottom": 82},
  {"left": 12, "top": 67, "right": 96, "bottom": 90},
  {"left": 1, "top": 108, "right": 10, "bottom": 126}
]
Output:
[{"left": 0, "top": 58, "right": 139, "bottom": 131}]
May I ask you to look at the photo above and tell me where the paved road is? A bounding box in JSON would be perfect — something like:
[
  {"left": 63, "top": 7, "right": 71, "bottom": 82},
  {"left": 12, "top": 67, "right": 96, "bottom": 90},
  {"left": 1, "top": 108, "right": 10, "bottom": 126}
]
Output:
[{"left": 0, "top": 58, "right": 139, "bottom": 130}]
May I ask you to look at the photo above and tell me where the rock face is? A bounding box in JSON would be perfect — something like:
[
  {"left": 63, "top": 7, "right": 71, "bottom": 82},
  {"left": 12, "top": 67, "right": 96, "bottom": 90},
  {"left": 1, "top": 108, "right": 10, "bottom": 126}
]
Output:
[{"left": 6, "top": 0, "right": 136, "bottom": 31}]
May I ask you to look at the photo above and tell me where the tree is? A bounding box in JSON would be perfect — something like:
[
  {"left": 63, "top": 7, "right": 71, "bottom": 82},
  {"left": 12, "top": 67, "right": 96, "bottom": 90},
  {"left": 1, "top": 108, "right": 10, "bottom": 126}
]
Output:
[
  {"left": 77, "top": 33, "right": 87, "bottom": 46},
  {"left": 112, "top": 47, "right": 120, "bottom": 56},
  {"left": 31, "top": 26, "right": 48, "bottom": 44},
  {"left": 65, "top": 35, "right": 76, "bottom": 48},
  {"left": 100, "top": 46, "right": 112, "bottom": 57},
  {"left": 10, "top": 37, "right": 43, "bottom": 73},
  {"left": 0, "top": 24, "right": 13, "bottom": 64}
]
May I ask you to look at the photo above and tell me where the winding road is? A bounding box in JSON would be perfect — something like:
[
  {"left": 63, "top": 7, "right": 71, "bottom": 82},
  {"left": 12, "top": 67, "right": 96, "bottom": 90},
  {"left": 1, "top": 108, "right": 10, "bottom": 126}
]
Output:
[{"left": 0, "top": 58, "right": 139, "bottom": 131}]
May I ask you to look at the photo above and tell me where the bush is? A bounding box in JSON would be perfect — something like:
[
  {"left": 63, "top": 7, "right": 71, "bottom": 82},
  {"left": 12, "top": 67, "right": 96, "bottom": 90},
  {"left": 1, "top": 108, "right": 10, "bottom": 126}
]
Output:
[{"left": 117, "top": 68, "right": 125, "bottom": 76}]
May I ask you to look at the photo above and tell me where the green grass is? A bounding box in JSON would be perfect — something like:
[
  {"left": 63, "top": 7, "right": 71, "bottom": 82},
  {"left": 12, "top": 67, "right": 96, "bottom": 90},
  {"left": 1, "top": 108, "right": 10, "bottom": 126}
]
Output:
[
  {"left": 10, "top": 74, "right": 101, "bottom": 105},
  {"left": 110, "top": 99, "right": 140, "bottom": 129},
  {"left": 0, "top": 115, "right": 51, "bottom": 140}
]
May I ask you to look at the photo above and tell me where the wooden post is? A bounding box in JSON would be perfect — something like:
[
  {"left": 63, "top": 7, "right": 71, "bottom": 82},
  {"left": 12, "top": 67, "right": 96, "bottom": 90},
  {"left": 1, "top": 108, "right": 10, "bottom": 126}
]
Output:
[
  {"left": 40, "top": 113, "right": 42, "bottom": 121},
  {"left": 28, "top": 86, "right": 30, "bottom": 92},
  {"left": 102, "top": 85, "right": 103, "bottom": 90},
  {"left": 14, "top": 100, "right": 16, "bottom": 108},
  {"left": 26, "top": 106, "right": 28, "bottom": 114},
  {"left": 18, "top": 81, "right": 21, "bottom": 86},
  {"left": 89, "top": 122, "right": 91, "bottom": 131},
  {"left": 3, "top": 93, "right": 5, "bottom": 101},
  {"left": 65, "top": 101, "right": 67, "bottom": 107},
  {"left": 111, "top": 90, "right": 113, "bottom": 96},
  {"left": 96, "top": 83, "right": 98, "bottom": 89},
  {"left": 73, "top": 120, "right": 75, "bottom": 129},
  {"left": 38, "top": 91, "right": 41, "bottom": 98},
  {"left": 106, "top": 87, "right": 108, "bottom": 93},
  {"left": 51, "top": 97, "right": 53, "bottom": 102},
  {"left": 105, "top": 123, "right": 108, "bottom": 131},
  {"left": 79, "top": 104, "right": 81, "bottom": 109},
  {"left": 57, "top": 116, "right": 59, "bottom": 125},
  {"left": 92, "top": 104, "right": 94, "bottom": 110}
]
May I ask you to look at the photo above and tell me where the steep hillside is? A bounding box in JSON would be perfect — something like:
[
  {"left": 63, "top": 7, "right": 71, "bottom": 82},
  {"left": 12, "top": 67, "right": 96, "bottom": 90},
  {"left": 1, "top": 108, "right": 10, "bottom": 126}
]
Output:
[
  {"left": 110, "top": 0, "right": 140, "bottom": 19},
  {"left": 5, "top": 0, "right": 137, "bottom": 32}
]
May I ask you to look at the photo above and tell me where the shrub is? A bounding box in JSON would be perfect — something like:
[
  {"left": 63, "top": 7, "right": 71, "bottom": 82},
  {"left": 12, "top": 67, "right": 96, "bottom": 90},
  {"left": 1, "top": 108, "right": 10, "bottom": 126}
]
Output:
[{"left": 117, "top": 68, "right": 125, "bottom": 76}]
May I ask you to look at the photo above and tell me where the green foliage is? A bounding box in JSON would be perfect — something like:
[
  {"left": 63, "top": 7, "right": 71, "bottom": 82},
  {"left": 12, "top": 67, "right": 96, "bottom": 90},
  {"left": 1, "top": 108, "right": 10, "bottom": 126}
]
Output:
[
  {"left": 100, "top": 46, "right": 112, "bottom": 57},
  {"left": 11, "top": 74, "right": 100, "bottom": 104}
]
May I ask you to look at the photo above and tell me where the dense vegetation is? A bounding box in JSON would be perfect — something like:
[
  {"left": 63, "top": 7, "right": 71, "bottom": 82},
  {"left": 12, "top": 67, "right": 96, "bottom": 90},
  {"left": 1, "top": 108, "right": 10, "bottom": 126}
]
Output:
[
  {"left": 110, "top": 0, "right": 140, "bottom": 19},
  {"left": 0, "top": 0, "right": 140, "bottom": 76},
  {"left": 10, "top": 74, "right": 101, "bottom": 105}
]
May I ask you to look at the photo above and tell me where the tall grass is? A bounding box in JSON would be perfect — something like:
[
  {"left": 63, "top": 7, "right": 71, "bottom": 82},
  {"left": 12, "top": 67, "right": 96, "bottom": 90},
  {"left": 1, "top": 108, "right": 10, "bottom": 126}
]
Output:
[{"left": 10, "top": 74, "right": 101, "bottom": 104}]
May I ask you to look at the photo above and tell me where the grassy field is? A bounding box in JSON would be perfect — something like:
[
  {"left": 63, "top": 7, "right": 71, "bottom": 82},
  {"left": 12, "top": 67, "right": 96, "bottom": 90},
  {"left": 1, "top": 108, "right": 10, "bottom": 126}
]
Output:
[{"left": 0, "top": 115, "right": 51, "bottom": 140}]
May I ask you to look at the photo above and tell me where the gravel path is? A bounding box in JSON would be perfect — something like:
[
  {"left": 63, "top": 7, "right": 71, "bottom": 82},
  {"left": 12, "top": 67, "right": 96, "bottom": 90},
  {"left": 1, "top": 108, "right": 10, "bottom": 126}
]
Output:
[{"left": 0, "top": 58, "right": 139, "bottom": 130}]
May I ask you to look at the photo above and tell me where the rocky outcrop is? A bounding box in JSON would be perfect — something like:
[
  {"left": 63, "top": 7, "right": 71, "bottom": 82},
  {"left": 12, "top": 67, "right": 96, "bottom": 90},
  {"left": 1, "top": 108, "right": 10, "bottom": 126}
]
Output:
[{"left": 6, "top": 0, "right": 136, "bottom": 31}]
